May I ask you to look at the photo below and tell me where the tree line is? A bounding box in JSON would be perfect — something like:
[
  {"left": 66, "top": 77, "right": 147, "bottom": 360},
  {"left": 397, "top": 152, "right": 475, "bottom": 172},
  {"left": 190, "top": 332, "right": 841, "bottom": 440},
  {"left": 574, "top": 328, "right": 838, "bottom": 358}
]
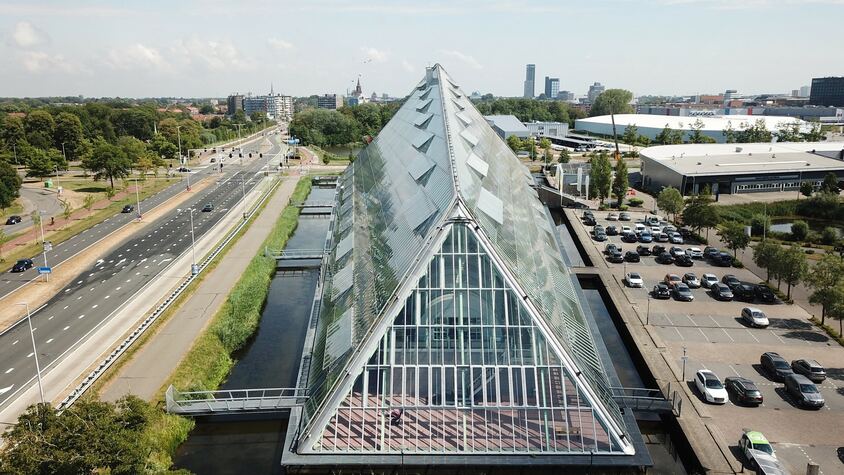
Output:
[
  {"left": 472, "top": 98, "right": 587, "bottom": 127},
  {"left": 288, "top": 102, "right": 401, "bottom": 147}
]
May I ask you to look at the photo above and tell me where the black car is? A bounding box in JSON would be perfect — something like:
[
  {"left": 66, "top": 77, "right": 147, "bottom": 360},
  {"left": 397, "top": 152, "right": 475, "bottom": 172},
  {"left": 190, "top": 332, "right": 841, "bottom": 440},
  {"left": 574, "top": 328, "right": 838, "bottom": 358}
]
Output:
[
  {"left": 121, "top": 204, "right": 134, "bottom": 213},
  {"left": 177, "top": 166, "right": 191, "bottom": 173},
  {"left": 624, "top": 251, "right": 640, "bottom": 263},
  {"left": 607, "top": 250, "right": 624, "bottom": 263},
  {"left": 652, "top": 283, "right": 671, "bottom": 299},
  {"left": 703, "top": 246, "right": 720, "bottom": 260},
  {"left": 605, "top": 225, "right": 619, "bottom": 236},
  {"left": 5, "top": 215, "right": 22, "bottom": 225},
  {"left": 674, "top": 254, "right": 694, "bottom": 267},
  {"left": 593, "top": 232, "right": 608, "bottom": 242},
  {"left": 604, "top": 243, "right": 621, "bottom": 254},
  {"left": 583, "top": 216, "right": 596, "bottom": 226},
  {"left": 724, "top": 377, "right": 763, "bottom": 406},
  {"left": 721, "top": 274, "right": 741, "bottom": 290},
  {"left": 754, "top": 285, "right": 776, "bottom": 304},
  {"left": 733, "top": 283, "right": 755, "bottom": 302},
  {"left": 760, "top": 352, "right": 794, "bottom": 382},
  {"left": 621, "top": 232, "right": 638, "bottom": 243},
  {"left": 784, "top": 374, "right": 825, "bottom": 409},
  {"left": 202, "top": 204, "right": 214, "bottom": 212},
  {"left": 672, "top": 283, "right": 694, "bottom": 302},
  {"left": 711, "top": 283, "right": 734, "bottom": 301},
  {"left": 655, "top": 252, "right": 674, "bottom": 264},
  {"left": 11, "top": 258, "right": 34, "bottom": 273},
  {"left": 636, "top": 245, "right": 652, "bottom": 256},
  {"left": 652, "top": 244, "right": 667, "bottom": 255},
  {"left": 712, "top": 252, "right": 733, "bottom": 267}
]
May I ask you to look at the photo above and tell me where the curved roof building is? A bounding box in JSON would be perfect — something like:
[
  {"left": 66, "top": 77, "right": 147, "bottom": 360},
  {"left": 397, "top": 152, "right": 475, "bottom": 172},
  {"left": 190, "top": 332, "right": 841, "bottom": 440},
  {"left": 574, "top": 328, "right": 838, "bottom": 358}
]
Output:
[{"left": 285, "top": 65, "right": 645, "bottom": 470}]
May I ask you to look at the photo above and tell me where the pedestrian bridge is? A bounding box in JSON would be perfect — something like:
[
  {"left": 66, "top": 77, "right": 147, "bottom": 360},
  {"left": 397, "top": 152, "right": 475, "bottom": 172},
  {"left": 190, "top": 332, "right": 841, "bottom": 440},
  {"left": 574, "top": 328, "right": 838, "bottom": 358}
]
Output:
[
  {"left": 291, "top": 200, "right": 334, "bottom": 208},
  {"left": 165, "top": 385, "right": 308, "bottom": 416},
  {"left": 610, "top": 386, "right": 677, "bottom": 415}
]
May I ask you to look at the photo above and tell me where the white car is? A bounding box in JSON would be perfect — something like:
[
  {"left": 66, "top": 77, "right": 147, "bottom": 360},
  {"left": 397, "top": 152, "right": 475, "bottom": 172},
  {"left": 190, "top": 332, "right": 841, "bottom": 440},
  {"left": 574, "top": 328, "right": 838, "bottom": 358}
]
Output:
[
  {"left": 634, "top": 223, "right": 646, "bottom": 234},
  {"left": 687, "top": 247, "right": 703, "bottom": 259},
  {"left": 625, "top": 272, "right": 644, "bottom": 288},
  {"left": 621, "top": 225, "right": 632, "bottom": 234},
  {"left": 669, "top": 232, "right": 684, "bottom": 244},
  {"left": 607, "top": 213, "right": 618, "bottom": 221},
  {"left": 701, "top": 273, "right": 719, "bottom": 288},
  {"left": 741, "top": 307, "right": 770, "bottom": 328},
  {"left": 695, "top": 370, "right": 728, "bottom": 404}
]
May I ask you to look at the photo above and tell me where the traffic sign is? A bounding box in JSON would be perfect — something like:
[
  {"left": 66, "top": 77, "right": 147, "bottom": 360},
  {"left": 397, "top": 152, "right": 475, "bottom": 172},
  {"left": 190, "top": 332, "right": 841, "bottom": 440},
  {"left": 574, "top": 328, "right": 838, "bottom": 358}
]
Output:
[
  {"left": 38, "top": 267, "right": 52, "bottom": 274},
  {"left": 43, "top": 241, "right": 53, "bottom": 252}
]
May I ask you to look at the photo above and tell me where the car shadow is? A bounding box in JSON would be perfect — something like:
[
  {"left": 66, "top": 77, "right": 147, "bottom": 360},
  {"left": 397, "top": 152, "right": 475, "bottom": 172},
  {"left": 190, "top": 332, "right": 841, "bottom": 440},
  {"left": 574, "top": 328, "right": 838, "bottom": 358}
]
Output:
[
  {"left": 780, "top": 330, "right": 830, "bottom": 343},
  {"left": 773, "top": 387, "right": 800, "bottom": 409},
  {"left": 825, "top": 367, "right": 844, "bottom": 383},
  {"left": 734, "top": 317, "right": 752, "bottom": 328},
  {"left": 837, "top": 447, "right": 844, "bottom": 464},
  {"left": 768, "top": 318, "right": 813, "bottom": 330},
  {"left": 728, "top": 445, "right": 748, "bottom": 470},
  {"left": 750, "top": 364, "right": 773, "bottom": 381}
]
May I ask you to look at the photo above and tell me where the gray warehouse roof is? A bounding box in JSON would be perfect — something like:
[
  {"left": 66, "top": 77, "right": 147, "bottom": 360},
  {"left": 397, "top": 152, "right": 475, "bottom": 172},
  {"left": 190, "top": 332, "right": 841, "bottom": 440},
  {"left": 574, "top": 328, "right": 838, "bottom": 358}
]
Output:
[{"left": 484, "top": 114, "right": 529, "bottom": 134}]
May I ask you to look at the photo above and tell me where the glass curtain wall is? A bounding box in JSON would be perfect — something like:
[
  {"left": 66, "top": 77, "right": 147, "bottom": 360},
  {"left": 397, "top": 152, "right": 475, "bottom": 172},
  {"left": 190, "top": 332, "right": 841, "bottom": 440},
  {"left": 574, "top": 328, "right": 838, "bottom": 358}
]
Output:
[{"left": 315, "top": 224, "right": 620, "bottom": 454}]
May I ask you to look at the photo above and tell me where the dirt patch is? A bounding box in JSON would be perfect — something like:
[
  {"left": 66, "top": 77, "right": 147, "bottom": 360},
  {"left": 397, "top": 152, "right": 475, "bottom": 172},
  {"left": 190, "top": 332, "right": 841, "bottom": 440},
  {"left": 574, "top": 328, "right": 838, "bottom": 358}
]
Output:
[{"left": 0, "top": 178, "right": 213, "bottom": 332}]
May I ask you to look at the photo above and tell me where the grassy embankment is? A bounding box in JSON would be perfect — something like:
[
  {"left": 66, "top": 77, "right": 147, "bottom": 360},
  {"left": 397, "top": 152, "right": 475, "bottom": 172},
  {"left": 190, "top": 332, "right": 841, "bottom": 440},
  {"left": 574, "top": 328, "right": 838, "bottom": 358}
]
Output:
[{"left": 141, "top": 177, "right": 311, "bottom": 471}]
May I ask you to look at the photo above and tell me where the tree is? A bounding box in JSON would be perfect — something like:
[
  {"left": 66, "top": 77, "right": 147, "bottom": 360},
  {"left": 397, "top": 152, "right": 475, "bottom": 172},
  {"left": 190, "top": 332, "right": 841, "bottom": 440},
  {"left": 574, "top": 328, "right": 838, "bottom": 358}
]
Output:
[
  {"left": 1, "top": 115, "right": 26, "bottom": 152},
  {"left": 150, "top": 133, "right": 178, "bottom": 161},
  {"left": 589, "top": 89, "right": 634, "bottom": 117},
  {"left": 822, "top": 227, "right": 839, "bottom": 245},
  {"left": 826, "top": 284, "right": 844, "bottom": 336},
  {"left": 61, "top": 198, "right": 72, "bottom": 223},
  {"left": 83, "top": 194, "right": 95, "bottom": 213},
  {"left": 621, "top": 124, "right": 639, "bottom": 145},
  {"left": 611, "top": 158, "right": 629, "bottom": 207},
  {"left": 589, "top": 153, "right": 613, "bottom": 203},
  {"left": 752, "top": 239, "right": 781, "bottom": 282},
  {"left": 558, "top": 148, "right": 570, "bottom": 163},
  {"left": 655, "top": 125, "right": 683, "bottom": 145},
  {"left": 682, "top": 189, "right": 719, "bottom": 237},
  {"left": 722, "top": 121, "right": 737, "bottom": 143},
  {"left": 734, "top": 119, "right": 772, "bottom": 143},
  {"left": 749, "top": 213, "right": 771, "bottom": 237},
  {"left": 250, "top": 111, "right": 266, "bottom": 123},
  {"left": 539, "top": 137, "right": 552, "bottom": 163},
  {"left": 23, "top": 110, "right": 55, "bottom": 150},
  {"left": 803, "top": 122, "right": 824, "bottom": 142},
  {"left": 688, "top": 119, "right": 708, "bottom": 144},
  {"left": 87, "top": 139, "right": 132, "bottom": 189},
  {"left": 721, "top": 221, "right": 750, "bottom": 257},
  {"left": 820, "top": 172, "right": 840, "bottom": 194},
  {"left": 199, "top": 104, "right": 215, "bottom": 114},
  {"left": 53, "top": 112, "right": 85, "bottom": 160},
  {"left": 117, "top": 136, "right": 148, "bottom": 164},
  {"left": 799, "top": 181, "right": 814, "bottom": 197},
  {"left": 775, "top": 121, "right": 804, "bottom": 142},
  {"left": 0, "top": 160, "right": 22, "bottom": 210},
  {"left": 657, "top": 186, "right": 684, "bottom": 221},
  {"left": 528, "top": 138, "right": 537, "bottom": 161},
  {"left": 506, "top": 135, "right": 522, "bottom": 153},
  {"left": 791, "top": 220, "right": 809, "bottom": 241},
  {"left": 0, "top": 396, "right": 151, "bottom": 474},
  {"left": 780, "top": 244, "right": 808, "bottom": 300},
  {"left": 23, "top": 147, "right": 55, "bottom": 180},
  {"left": 805, "top": 253, "right": 844, "bottom": 324}
]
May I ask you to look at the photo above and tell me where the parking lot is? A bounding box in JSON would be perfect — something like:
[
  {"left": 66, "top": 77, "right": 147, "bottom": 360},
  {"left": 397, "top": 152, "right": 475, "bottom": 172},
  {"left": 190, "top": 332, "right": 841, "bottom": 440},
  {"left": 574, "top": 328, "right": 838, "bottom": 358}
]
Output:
[{"left": 576, "top": 209, "right": 844, "bottom": 474}]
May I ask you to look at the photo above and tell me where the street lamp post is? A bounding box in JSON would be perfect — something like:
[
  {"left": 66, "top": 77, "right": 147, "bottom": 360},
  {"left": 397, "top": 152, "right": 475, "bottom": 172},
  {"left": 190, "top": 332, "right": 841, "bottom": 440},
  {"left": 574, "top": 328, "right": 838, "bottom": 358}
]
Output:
[
  {"left": 189, "top": 208, "right": 198, "bottom": 275},
  {"left": 38, "top": 211, "right": 48, "bottom": 282},
  {"left": 132, "top": 178, "right": 142, "bottom": 221},
  {"left": 16, "top": 302, "right": 44, "bottom": 405},
  {"left": 646, "top": 295, "right": 651, "bottom": 325}
]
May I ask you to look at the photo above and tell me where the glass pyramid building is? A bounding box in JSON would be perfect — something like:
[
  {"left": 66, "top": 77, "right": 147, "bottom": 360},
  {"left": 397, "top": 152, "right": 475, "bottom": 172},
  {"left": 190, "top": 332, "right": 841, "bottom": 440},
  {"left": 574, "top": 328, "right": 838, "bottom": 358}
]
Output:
[{"left": 286, "top": 65, "right": 637, "bottom": 466}]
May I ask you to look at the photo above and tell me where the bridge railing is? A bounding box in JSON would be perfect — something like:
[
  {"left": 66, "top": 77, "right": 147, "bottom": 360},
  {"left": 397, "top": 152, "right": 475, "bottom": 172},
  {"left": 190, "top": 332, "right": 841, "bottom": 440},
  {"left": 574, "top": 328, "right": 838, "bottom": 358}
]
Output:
[
  {"left": 264, "top": 248, "right": 326, "bottom": 259},
  {"left": 290, "top": 200, "right": 335, "bottom": 208},
  {"left": 609, "top": 386, "right": 675, "bottom": 413},
  {"left": 165, "top": 385, "right": 309, "bottom": 414}
]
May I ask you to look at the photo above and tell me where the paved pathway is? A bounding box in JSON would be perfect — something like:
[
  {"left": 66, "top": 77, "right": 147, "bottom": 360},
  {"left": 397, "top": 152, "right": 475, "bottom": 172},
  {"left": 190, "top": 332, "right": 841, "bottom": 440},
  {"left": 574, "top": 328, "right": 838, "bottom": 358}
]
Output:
[{"left": 101, "top": 176, "right": 300, "bottom": 401}]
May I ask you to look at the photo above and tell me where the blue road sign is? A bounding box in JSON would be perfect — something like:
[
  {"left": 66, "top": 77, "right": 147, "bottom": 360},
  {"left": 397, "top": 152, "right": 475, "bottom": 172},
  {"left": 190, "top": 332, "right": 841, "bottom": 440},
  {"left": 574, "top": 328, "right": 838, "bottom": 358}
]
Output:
[{"left": 38, "top": 266, "right": 52, "bottom": 274}]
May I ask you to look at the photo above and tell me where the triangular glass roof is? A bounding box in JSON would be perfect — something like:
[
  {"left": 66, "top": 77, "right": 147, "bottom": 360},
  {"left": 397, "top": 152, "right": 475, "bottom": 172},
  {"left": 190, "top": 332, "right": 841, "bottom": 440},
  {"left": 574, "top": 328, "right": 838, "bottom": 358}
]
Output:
[{"left": 299, "top": 64, "right": 632, "bottom": 456}]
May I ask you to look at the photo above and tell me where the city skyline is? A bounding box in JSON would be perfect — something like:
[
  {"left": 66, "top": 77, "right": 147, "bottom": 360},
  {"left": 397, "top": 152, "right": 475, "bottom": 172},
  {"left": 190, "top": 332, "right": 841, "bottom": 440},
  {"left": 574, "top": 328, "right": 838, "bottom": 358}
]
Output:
[{"left": 0, "top": 0, "right": 842, "bottom": 98}]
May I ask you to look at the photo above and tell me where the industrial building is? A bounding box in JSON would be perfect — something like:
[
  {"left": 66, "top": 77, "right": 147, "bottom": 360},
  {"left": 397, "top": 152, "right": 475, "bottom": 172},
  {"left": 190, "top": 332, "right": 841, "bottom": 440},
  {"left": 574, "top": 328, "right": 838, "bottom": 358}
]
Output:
[
  {"left": 810, "top": 77, "right": 844, "bottom": 107},
  {"left": 575, "top": 114, "right": 810, "bottom": 144},
  {"left": 317, "top": 94, "right": 343, "bottom": 110},
  {"left": 640, "top": 142, "right": 844, "bottom": 196},
  {"left": 283, "top": 64, "right": 648, "bottom": 471},
  {"left": 526, "top": 121, "right": 569, "bottom": 140},
  {"left": 485, "top": 114, "right": 530, "bottom": 139}
]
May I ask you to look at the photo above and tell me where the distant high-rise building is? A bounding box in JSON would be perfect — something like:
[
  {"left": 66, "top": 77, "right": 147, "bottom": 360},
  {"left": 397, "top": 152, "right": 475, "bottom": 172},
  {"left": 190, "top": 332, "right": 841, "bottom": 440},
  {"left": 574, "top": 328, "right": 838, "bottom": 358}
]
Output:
[
  {"left": 317, "top": 94, "right": 343, "bottom": 110},
  {"left": 587, "top": 82, "right": 605, "bottom": 102},
  {"left": 810, "top": 77, "right": 844, "bottom": 107},
  {"left": 243, "top": 92, "right": 293, "bottom": 121},
  {"left": 558, "top": 90, "right": 575, "bottom": 101},
  {"left": 799, "top": 85, "right": 811, "bottom": 97},
  {"left": 723, "top": 89, "right": 737, "bottom": 105},
  {"left": 792, "top": 89, "right": 800, "bottom": 98},
  {"left": 544, "top": 76, "right": 560, "bottom": 99},
  {"left": 523, "top": 64, "right": 535, "bottom": 98},
  {"left": 227, "top": 94, "right": 244, "bottom": 115}
]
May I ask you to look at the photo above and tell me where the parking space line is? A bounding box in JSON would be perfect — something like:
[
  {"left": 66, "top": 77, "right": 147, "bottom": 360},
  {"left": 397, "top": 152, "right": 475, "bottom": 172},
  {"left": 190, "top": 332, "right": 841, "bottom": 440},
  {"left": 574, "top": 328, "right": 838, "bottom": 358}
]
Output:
[
  {"left": 769, "top": 329, "right": 787, "bottom": 345},
  {"left": 745, "top": 329, "right": 760, "bottom": 343},
  {"left": 721, "top": 328, "right": 735, "bottom": 342}
]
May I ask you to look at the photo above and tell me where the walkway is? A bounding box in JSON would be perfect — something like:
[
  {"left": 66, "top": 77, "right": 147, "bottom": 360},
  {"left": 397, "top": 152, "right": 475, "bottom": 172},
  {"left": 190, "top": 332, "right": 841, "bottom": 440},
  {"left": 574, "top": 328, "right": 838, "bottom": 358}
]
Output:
[{"left": 100, "top": 176, "right": 299, "bottom": 401}]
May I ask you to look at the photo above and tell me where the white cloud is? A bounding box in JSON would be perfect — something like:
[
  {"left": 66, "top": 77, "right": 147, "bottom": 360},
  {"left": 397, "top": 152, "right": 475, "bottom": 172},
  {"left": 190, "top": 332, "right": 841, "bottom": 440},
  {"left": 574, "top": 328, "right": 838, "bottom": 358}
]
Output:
[
  {"left": 361, "top": 47, "right": 388, "bottom": 63},
  {"left": 401, "top": 59, "right": 415, "bottom": 73},
  {"left": 10, "top": 21, "right": 48, "bottom": 48},
  {"left": 267, "top": 37, "right": 294, "bottom": 50},
  {"left": 106, "top": 43, "right": 168, "bottom": 71},
  {"left": 19, "top": 51, "right": 84, "bottom": 74},
  {"left": 440, "top": 50, "right": 482, "bottom": 69},
  {"left": 170, "top": 37, "right": 252, "bottom": 71}
]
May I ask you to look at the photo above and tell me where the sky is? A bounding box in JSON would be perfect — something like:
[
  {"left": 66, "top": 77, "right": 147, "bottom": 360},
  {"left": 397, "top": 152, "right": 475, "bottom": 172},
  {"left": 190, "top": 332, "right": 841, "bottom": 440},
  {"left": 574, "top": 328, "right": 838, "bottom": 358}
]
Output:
[{"left": 1, "top": 0, "right": 843, "bottom": 99}]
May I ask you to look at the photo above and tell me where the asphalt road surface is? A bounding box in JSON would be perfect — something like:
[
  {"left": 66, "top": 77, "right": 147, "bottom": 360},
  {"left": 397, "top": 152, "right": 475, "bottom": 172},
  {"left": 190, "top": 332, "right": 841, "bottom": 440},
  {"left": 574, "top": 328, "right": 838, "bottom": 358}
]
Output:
[
  {"left": 0, "top": 134, "right": 286, "bottom": 411},
  {"left": 0, "top": 132, "right": 274, "bottom": 300}
]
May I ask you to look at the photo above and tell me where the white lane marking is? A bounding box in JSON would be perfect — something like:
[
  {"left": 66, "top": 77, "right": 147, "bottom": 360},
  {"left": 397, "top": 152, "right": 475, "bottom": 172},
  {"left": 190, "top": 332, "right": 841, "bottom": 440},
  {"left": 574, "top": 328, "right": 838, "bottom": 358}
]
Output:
[
  {"left": 62, "top": 326, "right": 69, "bottom": 331},
  {"left": 135, "top": 272, "right": 140, "bottom": 276},
  {"left": 48, "top": 316, "right": 54, "bottom": 320},
  {"left": 92, "top": 304, "right": 98, "bottom": 309},
  {"left": 77, "top": 280, "right": 82, "bottom": 284},
  {"left": 0, "top": 385, "right": 13, "bottom": 395},
  {"left": 45, "top": 338, "right": 53, "bottom": 344},
  {"left": 126, "top": 279, "right": 131, "bottom": 283},
  {"left": 64, "top": 289, "right": 70, "bottom": 293},
  {"left": 78, "top": 314, "right": 85, "bottom": 319},
  {"left": 77, "top": 295, "right": 82, "bottom": 300},
  {"left": 105, "top": 295, "right": 110, "bottom": 299},
  {"left": 116, "top": 286, "right": 121, "bottom": 290},
  {"left": 4, "top": 368, "right": 13, "bottom": 374},
  {"left": 770, "top": 329, "right": 787, "bottom": 345},
  {"left": 26, "top": 352, "right": 33, "bottom": 358},
  {"left": 12, "top": 340, "right": 18, "bottom": 345}
]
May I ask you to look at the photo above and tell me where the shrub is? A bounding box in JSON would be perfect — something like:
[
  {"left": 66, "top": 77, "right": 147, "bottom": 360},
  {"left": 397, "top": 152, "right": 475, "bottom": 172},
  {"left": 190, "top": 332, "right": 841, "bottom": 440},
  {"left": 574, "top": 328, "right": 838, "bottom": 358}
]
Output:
[
  {"left": 627, "top": 197, "right": 644, "bottom": 207},
  {"left": 791, "top": 220, "right": 809, "bottom": 241},
  {"left": 750, "top": 213, "right": 770, "bottom": 236},
  {"left": 805, "top": 249, "right": 815, "bottom": 254},
  {"left": 821, "top": 227, "right": 839, "bottom": 245},
  {"left": 618, "top": 205, "right": 629, "bottom": 211},
  {"left": 731, "top": 257, "right": 744, "bottom": 268}
]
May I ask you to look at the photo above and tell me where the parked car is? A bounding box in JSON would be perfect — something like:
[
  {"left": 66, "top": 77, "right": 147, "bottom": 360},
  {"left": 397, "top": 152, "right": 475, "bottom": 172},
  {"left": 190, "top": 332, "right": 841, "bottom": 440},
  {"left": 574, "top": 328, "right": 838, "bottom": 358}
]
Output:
[
  {"left": 669, "top": 232, "right": 684, "bottom": 244},
  {"left": 652, "top": 245, "right": 667, "bottom": 255},
  {"left": 694, "top": 370, "right": 728, "bottom": 404},
  {"left": 605, "top": 225, "right": 618, "bottom": 236},
  {"left": 687, "top": 247, "right": 703, "bottom": 259},
  {"left": 726, "top": 378, "right": 763, "bottom": 406},
  {"left": 664, "top": 274, "right": 682, "bottom": 287},
  {"left": 638, "top": 232, "right": 653, "bottom": 243},
  {"left": 712, "top": 283, "right": 734, "bottom": 301},
  {"left": 624, "top": 251, "right": 640, "bottom": 263},
  {"left": 675, "top": 255, "right": 694, "bottom": 267},
  {"left": 732, "top": 283, "right": 755, "bottom": 302},
  {"left": 704, "top": 246, "right": 720, "bottom": 260},
  {"left": 760, "top": 352, "right": 793, "bottom": 381},
  {"left": 606, "top": 250, "right": 624, "bottom": 263},
  {"left": 618, "top": 212, "right": 631, "bottom": 221},
  {"left": 593, "top": 232, "right": 607, "bottom": 242},
  {"left": 656, "top": 232, "right": 670, "bottom": 243},
  {"left": 604, "top": 243, "right": 620, "bottom": 255},
  {"left": 682, "top": 273, "right": 701, "bottom": 288},
  {"left": 177, "top": 166, "right": 191, "bottom": 172},
  {"left": 583, "top": 215, "right": 596, "bottom": 226},
  {"left": 636, "top": 245, "right": 652, "bottom": 256},
  {"left": 5, "top": 215, "right": 22, "bottom": 225},
  {"left": 791, "top": 359, "right": 826, "bottom": 383},
  {"left": 669, "top": 246, "right": 686, "bottom": 258},
  {"left": 738, "top": 431, "right": 777, "bottom": 467},
  {"left": 625, "top": 272, "right": 644, "bottom": 288},
  {"left": 741, "top": 307, "right": 769, "bottom": 328},
  {"left": 713, "top": 252, "right": 733, "bottom": 267},
  {"left": 701, "top": 273, "right": 719, "bottom": 288},
  {"left": 754, "top": 285, "right": 776, "bottom": 304},
  {"left": 11, "top": 258, "right": 33, "bottom": 273},
  {"left": 652, "top": 283, "right": 671, "bottom": 299},
  {"left": 121, "top": 205, "right": 134, "bottom": 213},
  {"left": 634, "top": 223, "right": 646, "bottom": 234},
  {"left": 784, "top": 374, "right": 825, "bottom": 409},
  {"left": 656, "top": 252, "right": 674, "bottom": 264},
  {"left": 606, "top": 212, "right": 618, "bottom": 221},
  {"left": 663, "top": 225, "right": 677, "bottom": 234},
  {"left": 621, "top": 231, "right": 638, "bottom": 243},
  {"left": 620, "top": 225, "right": 632, "bottom": 234},
  {"left": 673, "top": 283, "right": 694, "bottom": 301},
  {"left": 650, "top": 225, "right": 662, "bottom": 235},
  {"left": 722, "top": 274, "right": 741, "bottom": 290},
  {"left": 593, "top": 224, "right": 604, "bottom": 234},
  {"left": 201, "top": 203, "right": 214, "bottom": 212}
]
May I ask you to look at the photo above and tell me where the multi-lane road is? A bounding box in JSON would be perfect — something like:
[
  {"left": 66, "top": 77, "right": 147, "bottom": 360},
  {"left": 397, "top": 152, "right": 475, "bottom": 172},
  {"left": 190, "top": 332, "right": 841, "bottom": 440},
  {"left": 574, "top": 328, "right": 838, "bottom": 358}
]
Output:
[{"left": 0, "top": 133, "right": 286, "bottom": 410}]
